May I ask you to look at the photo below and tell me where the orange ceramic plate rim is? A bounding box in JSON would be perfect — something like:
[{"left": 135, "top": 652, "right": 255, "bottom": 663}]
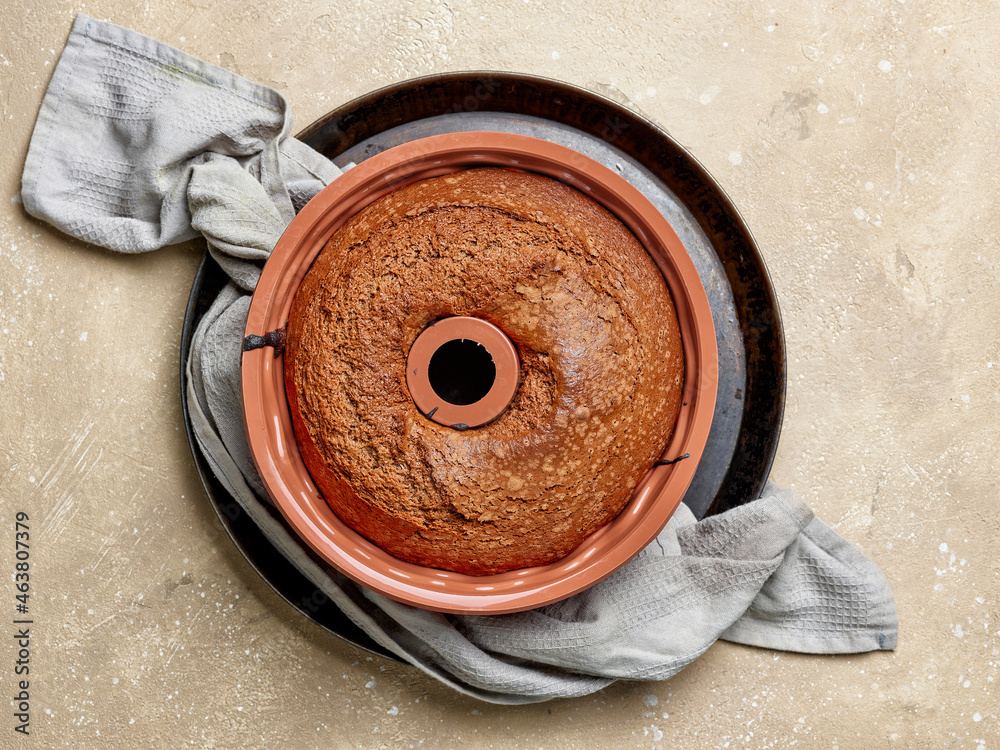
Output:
[{"left": 241, "top": 132, "right": 718, "bottom": 614}]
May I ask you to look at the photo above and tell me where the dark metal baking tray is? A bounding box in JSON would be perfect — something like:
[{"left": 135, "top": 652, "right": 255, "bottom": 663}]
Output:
[{"left": 181, "top": 72, "right": 785, "bottom": 657}]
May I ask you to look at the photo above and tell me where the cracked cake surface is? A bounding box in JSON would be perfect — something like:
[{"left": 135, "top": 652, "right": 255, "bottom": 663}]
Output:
[{"left": 284, "top": 167, "right": 684, "bottom": 575}]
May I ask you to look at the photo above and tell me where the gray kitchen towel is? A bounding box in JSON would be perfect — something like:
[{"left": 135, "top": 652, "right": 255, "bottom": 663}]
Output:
[{"left": 21, "top": 15, "right": 897, "bottom": 704}]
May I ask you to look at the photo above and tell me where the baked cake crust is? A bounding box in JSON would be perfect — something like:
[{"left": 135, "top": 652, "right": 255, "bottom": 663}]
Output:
[{"left": 284, "top": 168, "right": 684, "bottom": 575}]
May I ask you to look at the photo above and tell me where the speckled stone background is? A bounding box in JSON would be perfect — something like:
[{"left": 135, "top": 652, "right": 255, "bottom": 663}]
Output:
[{"left": 2, "top": 1, "right": 998, "bottom": 748}]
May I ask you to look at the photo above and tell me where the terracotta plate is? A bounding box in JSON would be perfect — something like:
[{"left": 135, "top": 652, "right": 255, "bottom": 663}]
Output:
[{"left": 241, "top": 132, "right": 717, "bottom": 614}]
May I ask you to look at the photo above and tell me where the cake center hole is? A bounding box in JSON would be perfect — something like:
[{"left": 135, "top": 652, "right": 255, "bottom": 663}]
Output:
[{"left": 427, "top": 338, "right": 496, "bottom": 406}]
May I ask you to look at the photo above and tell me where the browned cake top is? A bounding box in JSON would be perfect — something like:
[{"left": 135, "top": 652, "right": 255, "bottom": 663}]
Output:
[{"left": 285, "top": 167, "right": 684, "bottom": 575}]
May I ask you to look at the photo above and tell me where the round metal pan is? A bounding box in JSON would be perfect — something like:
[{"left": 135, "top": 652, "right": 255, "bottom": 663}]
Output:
[{"left": 181, "top": 72, "right": 784, "bottom": 654}]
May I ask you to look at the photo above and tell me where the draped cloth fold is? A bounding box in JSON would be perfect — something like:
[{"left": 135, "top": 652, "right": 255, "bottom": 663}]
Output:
[{"left": 21, "top": 14, "right": 897, "bottom": 704}]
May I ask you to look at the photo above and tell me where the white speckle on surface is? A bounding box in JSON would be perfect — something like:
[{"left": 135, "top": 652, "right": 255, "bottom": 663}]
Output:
[
  {"left": 973, "top": 712, "right": 982, "bottom": 722},
  {"left": 365, "top": 678, "right": 377, "bottom": 689},
  {"left": 388, "top": 705, "right": 399, "bottom": 715},
  {"left": 961, "top": 394, "right": 970, "bottom": 404},
  {"left": 729, "top": 150, "right": 743, "bottom": 165},
  {"left": 954, "top": 624, "right": 965, "bottom": 638},
  {"left": 79, "top": 331, "right": 87, "bottom": 342},
  {"left": 854, "top": 207, "right": 866, "bottom": 220},
  {"left": 699, "top": 85, "right": 721, "bottom": 105},
  {"left": 865, "top": 182, "right": 875, "bottom": 190},
  {"left": 551, "top": 50, "right": 559, "bottom": 60},
  {"left": 646, "top": 86, "right": 656, "bottom": 96},
  {"left": 643, "top": 694, "right": 659, "bottom": 707},
  {"left": 817, "top": 102, "right": 829, "bottom": 114},
  {"left": 940, "top": 543, "right": 948, "bottom": 553},
  {"left": 878, "top": 59, "right": 892, "bottom": 72}
]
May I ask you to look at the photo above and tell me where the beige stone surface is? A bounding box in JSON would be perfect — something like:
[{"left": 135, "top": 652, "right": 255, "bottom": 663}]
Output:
[{"left": 1, "top": 1, "right": 997, "bottom": 747}]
